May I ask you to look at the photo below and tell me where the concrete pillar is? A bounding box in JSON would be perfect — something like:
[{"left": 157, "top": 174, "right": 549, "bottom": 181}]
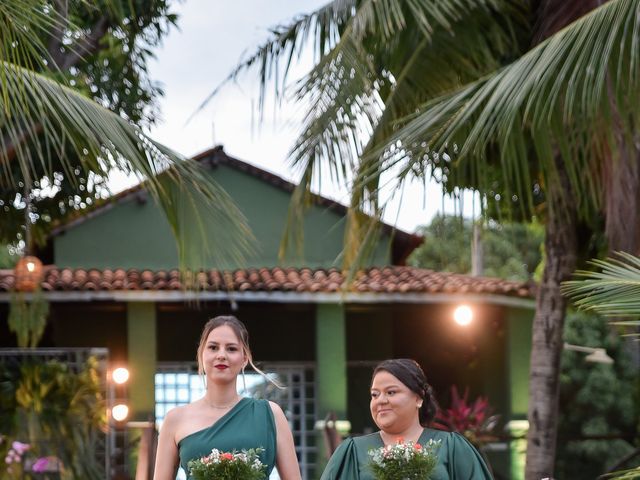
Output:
[
  {"left": 316, "top": 303, "right": 348, "bottom": 418},
  {"left": 315, "top": 303, "right": 347, "bottom": 478},
  {"left": 126, "top": 302, "right": 157, "bottom": 421},
  {"left": 505, "top": 307, "right": 533, "bottom": 480}
]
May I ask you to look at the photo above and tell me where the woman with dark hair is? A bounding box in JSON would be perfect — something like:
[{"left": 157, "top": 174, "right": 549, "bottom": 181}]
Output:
[
  {"left": 154, "top": 315, "right": 301, "bottom": 480},
  {"left": 321, "top": 359, "right": 492, "bottom": 479}
]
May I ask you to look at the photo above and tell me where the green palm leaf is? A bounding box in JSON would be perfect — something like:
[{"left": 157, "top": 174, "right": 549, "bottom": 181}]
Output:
[
  {"left": 1, "top": 61, "right": 253, "bottom": 268},
  {"left": 216, "top": 0, "right": 526, "bottom": 267},
  {"left": 0, "top": 1, "right": 254, "bottom": 270},
  {"left": 383, "top": 0, "right": 638, "bottom": 218},
  {"left": 563, "top": 252, "right": 640, "bottom": 321}
]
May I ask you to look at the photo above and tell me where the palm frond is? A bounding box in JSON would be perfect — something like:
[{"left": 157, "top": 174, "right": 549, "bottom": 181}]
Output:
[
  {"left": 563, "top": 252, "right": 640, "bottom": 319},
  {"left": 0, "top": 60, "right": 253, "bottom": 269},
  {"left": 192, "top": 0, "right": 525, "bottom": 120},
  {"left": 0, "top": 1, "right": 61, "bottom": 70},
  {"left": 384, "top": 0, "right": 638, "bottom": 219},
  {"left": 285, "top": 0, "right": 526, "bottom": 268}
]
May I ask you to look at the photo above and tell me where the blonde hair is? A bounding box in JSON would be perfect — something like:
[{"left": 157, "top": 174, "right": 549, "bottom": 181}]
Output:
[{"left": 196, "top": 315, "right": 281, "bottom": 388}]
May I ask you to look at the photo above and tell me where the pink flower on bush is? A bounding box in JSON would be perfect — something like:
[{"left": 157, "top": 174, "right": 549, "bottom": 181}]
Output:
[
  {"left": 32, "top": 457, "right": 49, "bottom": 473},
  {"left": 11, "top": 441, "right": 30, "bottom": 456}
]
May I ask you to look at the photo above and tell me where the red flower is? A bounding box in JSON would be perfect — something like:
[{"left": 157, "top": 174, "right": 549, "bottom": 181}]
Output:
[
  {"left": 414, "top": 443, "right": 422, "bottom": 450},
  {"left": 221, "top": 453, "right": 234, "bottom": 461}
]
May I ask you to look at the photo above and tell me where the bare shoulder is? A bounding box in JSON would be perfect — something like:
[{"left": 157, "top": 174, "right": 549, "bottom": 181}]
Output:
[
  {"left": 268, "top": 400, "right": 289, "bottom": 424},
  {"left": 160, "top": 403, "right": 188, "bottom": 429},
  {"left": 268, "top": 400, "right": 285, "bottom": 417},
  {"left": 161, "top": 402, "right": 201, "bottom": 432}
]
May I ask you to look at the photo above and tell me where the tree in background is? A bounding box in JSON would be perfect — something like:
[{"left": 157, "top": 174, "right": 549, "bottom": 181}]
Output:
[
  {"left": 408, "top": 215, "right": 543, "bottom": 281},
  {"left": 556, "top": 311, "right": 638, "bottom": 479},
  {"left": 0, "top": 1, "right": 250, "bottom": 266}
]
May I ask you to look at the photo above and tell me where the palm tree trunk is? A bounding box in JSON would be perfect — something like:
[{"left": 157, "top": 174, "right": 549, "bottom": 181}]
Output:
[
  {"left": 525, "top": 166, "right": 578, "bottom": 480},
  {"left": 604, "top": 79, "right": 640, "bottom": 255}
]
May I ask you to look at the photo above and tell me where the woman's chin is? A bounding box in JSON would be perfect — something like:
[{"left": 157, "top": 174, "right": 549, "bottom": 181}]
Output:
[{"left": 374, "top": 418, "right": 395, "bottom": 432}]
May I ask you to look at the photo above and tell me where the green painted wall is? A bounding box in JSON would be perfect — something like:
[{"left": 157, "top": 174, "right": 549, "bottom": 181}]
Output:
[
  {"left": 315, "top": 303, "right": 348, "bottom": 478},
  {"left": 316, "top": 303, "right": 348, "bottom": 418},
  {"left": 506, "top": 307, "right": 533, "bottom": 417},
  {"left": 54, "top": 164, "right": 392, "bottom": 269},
  {"left": 505, "top": 307, "right": 534, "bottom": 480},
  {"left": 127, "top": 302, "right": 157, "bottom": 421}
]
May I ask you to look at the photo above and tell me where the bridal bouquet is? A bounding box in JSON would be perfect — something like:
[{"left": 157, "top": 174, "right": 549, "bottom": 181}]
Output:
[
  {"left": 369, "top": 439, "right": 441, "bottom": 480},
  {"left": 187, "top": 447, "right": 267, "bottom": 480}
]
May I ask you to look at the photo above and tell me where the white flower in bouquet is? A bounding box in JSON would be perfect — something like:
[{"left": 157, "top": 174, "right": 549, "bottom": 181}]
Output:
[
  {"left": 369, "top": 438, "right": 441, "bottom": 480},
  {"left": 188, "top": 447, "right": 267, "bottom": 480}
]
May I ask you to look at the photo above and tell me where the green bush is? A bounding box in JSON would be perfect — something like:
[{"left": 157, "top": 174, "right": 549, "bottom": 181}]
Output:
[
  {"left": 555, "top": 312, "right": 639, "bottom": 479},
  {"left": 0, "top": 357, "right": 106, "bottom": 479}
]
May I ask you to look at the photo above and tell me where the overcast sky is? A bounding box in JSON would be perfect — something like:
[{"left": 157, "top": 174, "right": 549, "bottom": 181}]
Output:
[{"left": 136, "top": 0, "right": 477, "bottom": 233}]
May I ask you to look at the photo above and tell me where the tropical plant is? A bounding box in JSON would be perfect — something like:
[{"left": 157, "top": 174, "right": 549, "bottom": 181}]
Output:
[
  {"left": 431, "top": 385, "right": 500, "bottom": 448},
  {"left": 0, "top": 356, "right": 106, "bottom": 479},
  {"left": 564, "top": 252, "right": 640, "bottom": 325},
  {"left": 211, "top": 0, "right": 640, "bottom": 477},
  {"left": 556, "top": 311, "right": 638, "bottom": 479},
  {"left": 0, "top": 0, "right": 251, "bottom": 268},
  {"left": 0, "top": 436, "right": 54, "bottom": 479},
  {"left": 7, "top": 292, "right": 49, "bottom": 348}
]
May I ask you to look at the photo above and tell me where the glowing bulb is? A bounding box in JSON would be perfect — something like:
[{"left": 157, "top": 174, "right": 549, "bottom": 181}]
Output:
[
  {"left": 112, "top": 367, "right": 129, "bottom": 384},
  {"left": 112, "top": 404, "right": 129, "bottom": 422},
  {"left": 454, "top": 305, "right": 473, "bottom": 326},
  {"left": 26, "top": 262, "right": 35, "bottom": 273}
]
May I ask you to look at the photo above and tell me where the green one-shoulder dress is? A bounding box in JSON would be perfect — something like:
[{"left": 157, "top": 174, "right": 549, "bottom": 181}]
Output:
[
  {"left": 178, "top": 397, "right": 277, "bottom": 479},
  {"left": 321, "top": 428, "right": 493, "bottom": 480}
]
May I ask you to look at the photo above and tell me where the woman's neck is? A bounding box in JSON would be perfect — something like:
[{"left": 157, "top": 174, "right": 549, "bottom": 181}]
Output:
[
  {"left": 379, "top": 424, "right": 424, "bottom": 445},
  {"left": 204, "top": 383, "right": 240, "bottom": 409}
]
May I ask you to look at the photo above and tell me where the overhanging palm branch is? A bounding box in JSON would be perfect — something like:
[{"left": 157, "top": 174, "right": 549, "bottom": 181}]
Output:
[
  {"left": 382, "top": 0, "right": 638, "bottom": 219},
  {"left": 194, "top": 0, "right": 525, "bottom": 121},
  {"left": 212, "top": 0, "right": 527, "bottom": 267},
  {"left": 1, "top": 1, "right": 253, "bottom": 269},
  {"left": 563, "top": 252, "right": 640, "bottom": 322}
]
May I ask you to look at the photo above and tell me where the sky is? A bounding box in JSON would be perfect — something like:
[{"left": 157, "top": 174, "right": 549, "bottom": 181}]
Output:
[{"left": 134, "top": 0, "right": 478, "bottom": 233}]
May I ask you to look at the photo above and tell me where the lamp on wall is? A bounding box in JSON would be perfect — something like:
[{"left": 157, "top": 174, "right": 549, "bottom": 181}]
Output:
[
  {"left": 564, "top": 342, "right": 614, "bottom": 364},
  {"left": 14, "top": 255, "right": 44, "bottom": 292}
]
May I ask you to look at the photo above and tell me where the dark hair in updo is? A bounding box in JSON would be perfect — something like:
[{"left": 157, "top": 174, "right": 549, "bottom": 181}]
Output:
[{"left": 372, "top": 359, "right": 438, "bottom": 426}]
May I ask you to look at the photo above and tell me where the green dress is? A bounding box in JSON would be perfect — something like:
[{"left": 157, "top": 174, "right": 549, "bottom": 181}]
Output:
[
  {"left": 321, "top": 428, "right": 493, "bottom": 480},
  {"left": 178, "top": 397, "right": 277, "bottom": 478}
]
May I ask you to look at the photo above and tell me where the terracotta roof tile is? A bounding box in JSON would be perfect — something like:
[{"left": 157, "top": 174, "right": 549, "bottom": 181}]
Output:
[{"left": 0, "top": 266, "right": 535, "bottom": 298}]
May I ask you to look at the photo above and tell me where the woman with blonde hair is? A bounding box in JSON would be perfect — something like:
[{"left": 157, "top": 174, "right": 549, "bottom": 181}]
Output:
[{"left": 154, "top": 315, "right": 301, "bottom": 480}]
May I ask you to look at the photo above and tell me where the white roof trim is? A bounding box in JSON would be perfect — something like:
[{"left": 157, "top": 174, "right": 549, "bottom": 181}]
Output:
[{"left": 0, "top": 290, "right": 535, "bottom": 309}]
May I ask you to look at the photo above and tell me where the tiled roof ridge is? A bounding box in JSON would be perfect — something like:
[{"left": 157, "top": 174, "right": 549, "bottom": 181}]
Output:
[
  {"left": 49, "top": 146, "right": 421, "bottom": 247},
  {"left": 0, "top": 265, "right": 534, "bottom": 298}
]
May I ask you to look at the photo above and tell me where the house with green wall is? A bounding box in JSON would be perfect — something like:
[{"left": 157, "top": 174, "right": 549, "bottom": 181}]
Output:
[{"left": 0, "top": 146, "right": 535, "bottom": 479}]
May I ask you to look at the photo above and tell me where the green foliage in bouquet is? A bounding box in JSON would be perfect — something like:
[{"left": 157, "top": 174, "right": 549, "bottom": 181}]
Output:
[
  {"left": 369, "top": 440, "right": 441, "bottom": 480},
  {"left": 188, "top": 448, "right": 267, "bottom": 480}
]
